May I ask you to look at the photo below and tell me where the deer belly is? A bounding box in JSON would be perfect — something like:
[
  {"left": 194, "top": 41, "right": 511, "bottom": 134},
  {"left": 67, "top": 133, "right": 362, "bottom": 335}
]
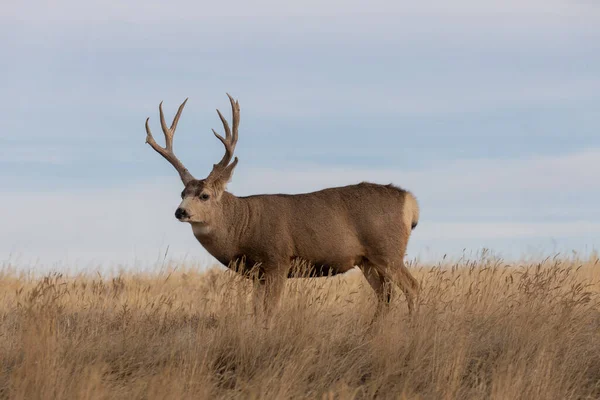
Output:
[
  {"left": 289, "top": 255, "right": 358, "bottom": 277},
  {"left": 292, "top": 231, "right": 362, "bottom": 273}
]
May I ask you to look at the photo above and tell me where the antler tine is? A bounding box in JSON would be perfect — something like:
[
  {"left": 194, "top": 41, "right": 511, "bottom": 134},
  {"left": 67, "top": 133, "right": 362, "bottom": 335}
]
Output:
[
  {"left": 159, "top": 99, "right": 188, "bottom": 151},
  {"left": 158, "top": 101, "right": 172, "bottom": 151},
  {"left": 211, "top": 93, "right": 240, "bottom": 171},
  {"left": 227, "top": 93, "right": 240, "bottom": 148},
  {"left": 145, "top": 99, "right": 195, "bottom": 185},
  {"left": 215, "top": 109, "right": 231, "bottom": 140}
]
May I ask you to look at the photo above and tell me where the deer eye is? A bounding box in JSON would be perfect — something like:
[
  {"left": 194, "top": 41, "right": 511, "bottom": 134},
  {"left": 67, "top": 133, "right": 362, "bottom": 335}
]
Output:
[
  {"left": 199, "top": 193, "right": 210, "bottom": 201},
  {"left": 181, "top": 192, "right": 185, "bottom": 199}
]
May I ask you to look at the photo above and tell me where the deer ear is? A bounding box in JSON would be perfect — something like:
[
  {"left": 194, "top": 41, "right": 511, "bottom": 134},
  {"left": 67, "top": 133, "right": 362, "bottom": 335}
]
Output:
[
  {"left": 211, "top": 157, "right": 238, "bottom": 192},
  {"left": 224, "top": 156, "right": 238, "bottom": 180}
]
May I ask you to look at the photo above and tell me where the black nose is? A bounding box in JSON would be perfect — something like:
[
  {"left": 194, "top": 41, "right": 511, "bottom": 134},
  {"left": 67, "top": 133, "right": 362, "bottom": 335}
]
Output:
[{"left": 175, "top": 208, "right": 188, "bottom": 220}]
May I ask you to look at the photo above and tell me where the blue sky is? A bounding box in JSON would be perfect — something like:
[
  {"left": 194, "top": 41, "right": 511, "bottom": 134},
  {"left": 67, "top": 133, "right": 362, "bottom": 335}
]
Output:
[{"left": 1, "top": 0, "right": 599, "bottom": 270}]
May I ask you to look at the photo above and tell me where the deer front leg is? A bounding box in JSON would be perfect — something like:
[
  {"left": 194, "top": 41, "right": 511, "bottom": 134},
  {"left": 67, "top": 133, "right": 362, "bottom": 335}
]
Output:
[{"left": 251, "top": 264, "right": 287, "bottom": 326}]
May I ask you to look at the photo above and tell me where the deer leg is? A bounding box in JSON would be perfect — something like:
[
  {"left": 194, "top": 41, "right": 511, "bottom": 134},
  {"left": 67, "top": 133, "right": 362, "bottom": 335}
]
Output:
[
  {"left": 263, "top": 270, "right": 286, "bottom": 323},
  {"left": 398, "top": 260, "right": 420, "bottom": 315},
  {"left": 252, "top": 278, "right": 265, "bottom": 318},
  {"left": 360, "top": 263, "right": 392, "bottom": 320},
  {"left": 366, "top": 258, "right": 419, "bottom": 316},
  {"left": 385, "top": 260, "right": 420, "bottom": 315},
  {"left": 248, "top": 264, "right": 265, "bottom": 317},
  {"left": 251, "top": 265, "right": 286, "bottom": 326}
]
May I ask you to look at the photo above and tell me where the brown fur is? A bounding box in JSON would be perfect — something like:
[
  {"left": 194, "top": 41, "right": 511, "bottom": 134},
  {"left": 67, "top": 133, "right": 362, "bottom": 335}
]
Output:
[{"left": 146, "top": 95, "right": 421, "bottom": 319}]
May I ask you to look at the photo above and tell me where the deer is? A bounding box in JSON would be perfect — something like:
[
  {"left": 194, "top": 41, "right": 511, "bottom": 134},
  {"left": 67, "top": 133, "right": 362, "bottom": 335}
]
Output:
[{"left": 144, "top": 94, "right": 421, "bottom": 320}]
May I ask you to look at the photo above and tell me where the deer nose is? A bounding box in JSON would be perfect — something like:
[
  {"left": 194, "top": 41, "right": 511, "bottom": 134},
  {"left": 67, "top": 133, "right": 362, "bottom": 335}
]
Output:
[{"left": 175, "top": 208, "right": 188, "bottom": 220}]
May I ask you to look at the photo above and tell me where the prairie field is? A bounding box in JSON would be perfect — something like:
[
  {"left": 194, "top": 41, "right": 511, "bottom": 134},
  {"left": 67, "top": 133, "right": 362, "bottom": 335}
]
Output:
[{"left": 1, "top": 254, "right": 600, "bottom": 400}]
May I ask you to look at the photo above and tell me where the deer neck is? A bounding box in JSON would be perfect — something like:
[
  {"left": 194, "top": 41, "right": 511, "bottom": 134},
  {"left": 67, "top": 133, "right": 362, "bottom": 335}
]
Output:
[{"left": 191, "top": 192, "right": 247, "bottom": 264}]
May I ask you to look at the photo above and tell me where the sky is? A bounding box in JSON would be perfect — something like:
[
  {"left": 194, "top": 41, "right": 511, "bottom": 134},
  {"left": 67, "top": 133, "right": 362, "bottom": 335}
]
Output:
[{"left": 1, "top": 0, "right": 599, "bottom": 271}]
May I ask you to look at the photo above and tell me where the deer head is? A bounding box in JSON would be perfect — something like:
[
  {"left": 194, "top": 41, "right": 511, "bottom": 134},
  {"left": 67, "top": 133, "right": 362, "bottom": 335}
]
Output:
[{"left": 145, "top": 94, "right": 240, "bottom": 227}]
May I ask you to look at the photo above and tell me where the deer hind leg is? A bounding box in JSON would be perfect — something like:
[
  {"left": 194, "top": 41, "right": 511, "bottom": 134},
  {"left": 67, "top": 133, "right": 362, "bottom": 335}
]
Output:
[
  {"left": 365, "top": 258, "right": 419, "bottom": 315},
  {"left": 395, "top": 260, "right": 420, "bottom": 315},
  {"left": 360, "top": 263, "right": 393, "bottom": 320},
  {"left": 386, "top": 260, "right": 419, "bottom": 315}
]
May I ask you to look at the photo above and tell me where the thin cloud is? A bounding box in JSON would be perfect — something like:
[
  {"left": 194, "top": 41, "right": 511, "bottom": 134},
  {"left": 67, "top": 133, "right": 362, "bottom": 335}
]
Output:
[
  {"left": 234, "top": 149, "right": 600, "bottom": 199},
  {"left": 1, "top": 0, "right": 598, "bottom": 268},
  {"left": 2, "top": 0, "right": 593, "bottom": 23},
  {"left": 1, "top": 150, "right": 598, "bottom": 268}
]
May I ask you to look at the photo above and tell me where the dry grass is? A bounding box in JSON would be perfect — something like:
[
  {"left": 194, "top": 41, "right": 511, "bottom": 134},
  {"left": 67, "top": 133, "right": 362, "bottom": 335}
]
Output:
[{"left": 1, "top": 254, "right": 600, "bottom": 399}]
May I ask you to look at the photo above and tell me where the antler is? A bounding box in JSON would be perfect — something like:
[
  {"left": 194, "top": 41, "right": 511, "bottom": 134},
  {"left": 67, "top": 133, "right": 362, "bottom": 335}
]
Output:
[
  {"left": 145, "top": 99, "right": 195, "bottom": 185},
  {"left": 208, "top": 93, "right": 240, "bottom": 181}
]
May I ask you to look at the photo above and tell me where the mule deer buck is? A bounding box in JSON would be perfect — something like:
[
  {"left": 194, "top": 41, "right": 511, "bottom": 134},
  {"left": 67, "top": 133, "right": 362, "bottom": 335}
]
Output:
[{"left": 145, "top": 94, "right": 420, "bottom": 319}]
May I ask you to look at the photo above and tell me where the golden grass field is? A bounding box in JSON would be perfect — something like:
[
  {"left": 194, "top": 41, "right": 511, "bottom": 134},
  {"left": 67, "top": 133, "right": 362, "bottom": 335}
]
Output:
[{"left": 1, "top": 253, "right": 600, "bottom": 399}]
